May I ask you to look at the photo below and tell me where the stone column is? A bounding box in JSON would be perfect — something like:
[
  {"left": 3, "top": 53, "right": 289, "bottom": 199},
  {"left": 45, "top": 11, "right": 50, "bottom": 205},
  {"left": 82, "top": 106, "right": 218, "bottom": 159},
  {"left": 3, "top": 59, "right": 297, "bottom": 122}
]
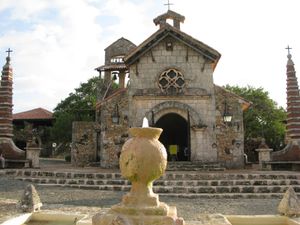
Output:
[
  {"left": 256, "top": 148, "right": 273, "bottom": 170},
  {"left": 118, "top": 70, "right": 126, "bottom": 88}
]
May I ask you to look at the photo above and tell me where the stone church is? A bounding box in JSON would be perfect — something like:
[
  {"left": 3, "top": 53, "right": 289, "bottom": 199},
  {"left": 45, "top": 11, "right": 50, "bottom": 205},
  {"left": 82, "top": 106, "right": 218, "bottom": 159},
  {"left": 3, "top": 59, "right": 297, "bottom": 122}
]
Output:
[{"left": 74, "top": 10, "right": 250, "bottom": 169}]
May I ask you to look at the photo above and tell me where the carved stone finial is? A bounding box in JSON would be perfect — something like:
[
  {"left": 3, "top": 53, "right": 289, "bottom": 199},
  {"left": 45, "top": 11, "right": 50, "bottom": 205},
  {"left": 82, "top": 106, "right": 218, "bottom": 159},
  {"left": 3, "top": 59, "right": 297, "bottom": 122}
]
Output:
[{"left": 278, "top": 186, "right": 300, "bottom": 216}]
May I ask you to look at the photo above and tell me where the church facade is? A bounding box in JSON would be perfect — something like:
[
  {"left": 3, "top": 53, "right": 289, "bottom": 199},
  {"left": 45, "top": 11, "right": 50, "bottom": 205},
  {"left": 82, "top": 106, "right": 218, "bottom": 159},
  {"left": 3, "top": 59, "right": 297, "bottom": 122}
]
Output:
[{"left": 94, "top": 10, "right": 250, "bottom": 169}]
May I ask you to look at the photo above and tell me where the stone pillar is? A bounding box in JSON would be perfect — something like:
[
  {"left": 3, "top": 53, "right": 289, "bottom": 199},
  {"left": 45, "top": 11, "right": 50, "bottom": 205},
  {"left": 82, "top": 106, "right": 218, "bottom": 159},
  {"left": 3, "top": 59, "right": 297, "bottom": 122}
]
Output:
[
  {"left": 256, "top": 148, "right": 273, "bottom": 170},
  {"left": 26, "top": 147, "right": 41, "bottom": 168},
  {"left": 118, "top": 70, "right": 126, "bottom": 88},
  {"left": 26, "top": 147, "right": 40, "bottom": 168},
  {"left": 26, "top": 138, "right": 40, "bottom": 168}
]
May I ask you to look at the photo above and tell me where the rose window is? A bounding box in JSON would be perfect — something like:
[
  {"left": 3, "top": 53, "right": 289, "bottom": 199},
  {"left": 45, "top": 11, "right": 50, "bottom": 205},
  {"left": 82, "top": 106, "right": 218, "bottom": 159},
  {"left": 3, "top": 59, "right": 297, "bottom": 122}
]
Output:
[{"left": 158, "top": 69, "right": 185, "bottom": 94}]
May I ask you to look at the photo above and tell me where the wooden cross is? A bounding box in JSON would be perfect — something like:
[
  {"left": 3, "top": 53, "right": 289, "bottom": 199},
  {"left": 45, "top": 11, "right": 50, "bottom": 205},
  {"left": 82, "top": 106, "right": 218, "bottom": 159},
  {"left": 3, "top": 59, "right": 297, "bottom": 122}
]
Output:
[
  {"left": 164, "top": 0, "right": 173, "bottom": 10},
  {"left": 286, "top": 45, "right": 292, "bottom": 55},
  {"left": 6, "top": 48, "right": 13, "bottom": 57}
]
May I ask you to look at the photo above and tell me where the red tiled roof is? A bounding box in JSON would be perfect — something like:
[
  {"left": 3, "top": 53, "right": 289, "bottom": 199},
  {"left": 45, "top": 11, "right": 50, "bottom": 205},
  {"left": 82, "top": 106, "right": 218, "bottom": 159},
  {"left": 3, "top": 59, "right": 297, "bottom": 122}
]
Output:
[{"left": 13, "top": 108, "right": 53, "bottom": 120}]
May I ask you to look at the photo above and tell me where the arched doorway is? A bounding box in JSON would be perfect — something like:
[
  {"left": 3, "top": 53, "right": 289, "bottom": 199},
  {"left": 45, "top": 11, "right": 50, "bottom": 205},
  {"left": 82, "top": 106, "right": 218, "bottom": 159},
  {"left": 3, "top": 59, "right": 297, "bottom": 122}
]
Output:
[{"left": 155, "top": 113, "right": 189, "bottom": 161}]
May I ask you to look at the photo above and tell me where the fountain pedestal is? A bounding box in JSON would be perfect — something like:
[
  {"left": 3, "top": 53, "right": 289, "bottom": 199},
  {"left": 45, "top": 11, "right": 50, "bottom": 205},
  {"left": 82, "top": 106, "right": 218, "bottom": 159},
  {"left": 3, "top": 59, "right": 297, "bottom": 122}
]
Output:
[{"left": 92, "top": 127, "right": 184, "bottom": 225}]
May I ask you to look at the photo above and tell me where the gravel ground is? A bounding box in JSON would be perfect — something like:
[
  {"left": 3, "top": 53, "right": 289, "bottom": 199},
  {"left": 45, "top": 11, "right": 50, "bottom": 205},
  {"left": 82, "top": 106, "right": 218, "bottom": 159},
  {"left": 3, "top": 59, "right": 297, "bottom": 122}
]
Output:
[{"left": 0, "top": 176, "right": 282, "bottom": 223}]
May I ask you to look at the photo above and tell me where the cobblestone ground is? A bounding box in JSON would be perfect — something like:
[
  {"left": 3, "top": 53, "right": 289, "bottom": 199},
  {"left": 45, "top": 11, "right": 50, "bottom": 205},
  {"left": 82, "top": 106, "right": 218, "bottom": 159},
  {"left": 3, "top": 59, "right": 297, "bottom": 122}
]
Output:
[{"left": 0, "top": 177, "right": 281, "bottom": 223}]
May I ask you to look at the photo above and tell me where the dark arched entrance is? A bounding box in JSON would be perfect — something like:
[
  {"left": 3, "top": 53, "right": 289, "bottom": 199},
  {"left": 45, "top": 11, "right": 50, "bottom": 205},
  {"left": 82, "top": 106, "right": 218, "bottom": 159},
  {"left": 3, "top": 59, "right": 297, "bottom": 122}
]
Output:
[{"left": 155, "top": 113, "right": 189, "bottom": 161}]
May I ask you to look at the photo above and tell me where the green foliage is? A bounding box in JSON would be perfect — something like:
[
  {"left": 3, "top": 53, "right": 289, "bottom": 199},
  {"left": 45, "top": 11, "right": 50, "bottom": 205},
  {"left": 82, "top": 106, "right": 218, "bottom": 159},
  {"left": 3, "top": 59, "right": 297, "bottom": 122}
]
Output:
[
  {"left": 50, "top": 76, "right": 116, "bottom": 145},
  {"left": 50, "top": 111, "right": 75, "bottom": 143},
  {"left": 54, "top": 76, "right": 101, "bottom": 115},
  {"left": 225, "top": 85, "right": 286, "bottom": 151}
]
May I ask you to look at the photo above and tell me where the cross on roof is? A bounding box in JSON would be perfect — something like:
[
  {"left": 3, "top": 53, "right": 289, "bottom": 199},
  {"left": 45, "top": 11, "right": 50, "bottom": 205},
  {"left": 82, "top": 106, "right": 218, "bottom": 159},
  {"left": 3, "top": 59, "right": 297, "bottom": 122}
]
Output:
[
  {"left": 6, "top": 48, "right": 13, "bottom": 57},
  {"left": 164, "top": 0, "right": 173, "bottom": 10},
  {"left": 286, "top": 45, "right": 292, "bottom": 55}
]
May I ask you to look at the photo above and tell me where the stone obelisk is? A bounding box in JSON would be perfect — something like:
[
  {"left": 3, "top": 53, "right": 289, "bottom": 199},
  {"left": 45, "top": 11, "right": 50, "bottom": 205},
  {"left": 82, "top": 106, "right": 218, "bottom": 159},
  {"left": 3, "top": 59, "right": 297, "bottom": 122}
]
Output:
[
  {"left": 285, "top": 48, "right": 300, "bottom": 141},
  {"left": 0, "top": 49, "right": 25, "bottom": 159},
  {"left": 272, "top": 47, "right": 300, "bottom": 161}
]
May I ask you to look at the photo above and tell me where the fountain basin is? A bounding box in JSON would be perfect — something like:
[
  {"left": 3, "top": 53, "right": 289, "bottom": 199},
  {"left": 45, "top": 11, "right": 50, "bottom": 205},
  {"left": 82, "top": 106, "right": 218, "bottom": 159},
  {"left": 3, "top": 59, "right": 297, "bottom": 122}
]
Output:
[
  {"left": 1, "top": 211, "right": 87, "bottom": 225},
  {"left": 3, "top": 213, "right": 300, "bottom": 225},
  {"left": 226, "top": 215, "right": 300, "bottom": 225}
]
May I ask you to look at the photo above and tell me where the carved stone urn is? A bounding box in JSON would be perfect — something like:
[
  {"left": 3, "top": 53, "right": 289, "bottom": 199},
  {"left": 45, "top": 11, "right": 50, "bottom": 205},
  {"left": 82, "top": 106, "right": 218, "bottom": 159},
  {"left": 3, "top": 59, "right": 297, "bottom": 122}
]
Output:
[{"left": 92, "top": 127, "right": 184, "bottom": 225}]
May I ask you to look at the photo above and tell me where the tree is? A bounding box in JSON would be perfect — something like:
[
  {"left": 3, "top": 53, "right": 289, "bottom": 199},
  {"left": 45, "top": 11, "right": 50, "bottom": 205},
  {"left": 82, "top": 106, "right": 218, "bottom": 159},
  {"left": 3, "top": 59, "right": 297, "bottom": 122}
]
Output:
[
  {"left": 225, "top": 85, "right": 286, "bottom": 152},
  {"left": 50, "top": 76, "right": 117, "bottom": 149}
]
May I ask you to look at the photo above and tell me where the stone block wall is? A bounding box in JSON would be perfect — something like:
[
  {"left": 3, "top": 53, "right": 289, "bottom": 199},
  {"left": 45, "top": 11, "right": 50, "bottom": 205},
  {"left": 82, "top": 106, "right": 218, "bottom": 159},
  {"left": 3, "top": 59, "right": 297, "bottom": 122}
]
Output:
[
  {"left": 71, "top": 121, "right": 96, "bottom": 167},
  {"left": 214, "top": 86, "right": 245, "bottom": 168},
  {"left": 97, "top": 90, "right": 129, "bottom": 168}
]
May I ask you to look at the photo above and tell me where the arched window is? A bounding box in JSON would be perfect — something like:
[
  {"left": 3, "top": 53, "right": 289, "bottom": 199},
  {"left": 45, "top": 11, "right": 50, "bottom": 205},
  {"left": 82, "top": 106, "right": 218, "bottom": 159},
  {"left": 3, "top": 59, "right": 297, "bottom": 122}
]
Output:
[{"left": 158, "top": 69, "right": 185, "bottom": 94}]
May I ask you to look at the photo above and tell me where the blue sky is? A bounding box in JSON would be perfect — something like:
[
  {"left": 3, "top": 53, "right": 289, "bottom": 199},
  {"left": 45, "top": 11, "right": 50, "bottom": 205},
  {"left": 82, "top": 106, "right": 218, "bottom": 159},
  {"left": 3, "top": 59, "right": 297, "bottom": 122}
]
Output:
[{"left": 0, "top": 0, "right": 300, "bottom": 113}]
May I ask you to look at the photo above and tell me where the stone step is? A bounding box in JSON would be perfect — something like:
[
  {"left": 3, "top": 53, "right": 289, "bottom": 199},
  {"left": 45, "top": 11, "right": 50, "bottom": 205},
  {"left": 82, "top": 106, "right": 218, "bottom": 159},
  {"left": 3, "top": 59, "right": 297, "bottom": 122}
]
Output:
[
  {"left": 15, "top": 177, "right": 300, "bottom": 186},
  {"left": 16, "top": 177, "right": 300, "bottom": 194},
  {"left": 6, "top": 169, "right": 300, "bottom": 180},
  {"left": 159, "top": 193, "right": 286, "bottom": 199},
  {"left": 167, "top": 162, "right": 225, "bottom": 171},
  {"left": 34, "top": 183, "right": 300, "bottom": 194}
]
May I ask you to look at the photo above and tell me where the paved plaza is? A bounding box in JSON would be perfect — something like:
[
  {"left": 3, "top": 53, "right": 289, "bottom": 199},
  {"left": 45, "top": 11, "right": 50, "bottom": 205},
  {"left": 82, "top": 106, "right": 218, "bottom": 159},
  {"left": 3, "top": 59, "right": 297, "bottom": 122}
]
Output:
[{"left": 0, "top": 159, "right": 286, "bottom": 223}]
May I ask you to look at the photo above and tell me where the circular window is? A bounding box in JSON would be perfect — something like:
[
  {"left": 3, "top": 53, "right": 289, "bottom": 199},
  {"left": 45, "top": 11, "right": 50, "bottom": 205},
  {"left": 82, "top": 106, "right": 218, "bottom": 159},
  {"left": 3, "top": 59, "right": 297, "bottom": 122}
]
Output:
[{"left": 158, "top": 69, "right": 185, "bottom": 94}]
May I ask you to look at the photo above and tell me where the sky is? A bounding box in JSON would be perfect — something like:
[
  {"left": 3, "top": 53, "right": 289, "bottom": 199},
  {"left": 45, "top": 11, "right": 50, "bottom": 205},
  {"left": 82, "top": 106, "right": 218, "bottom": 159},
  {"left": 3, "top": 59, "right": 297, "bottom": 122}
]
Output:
[{"left": 0, "top": 0, "right": 299, "bottom": 113}]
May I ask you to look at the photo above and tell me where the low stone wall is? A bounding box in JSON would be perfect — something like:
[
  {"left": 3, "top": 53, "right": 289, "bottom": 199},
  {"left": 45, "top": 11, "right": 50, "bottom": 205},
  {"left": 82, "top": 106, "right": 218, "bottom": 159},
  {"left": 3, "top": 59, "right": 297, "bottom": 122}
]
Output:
[{"left": 71, "top": 121, "right": 97, "bottom": 167}]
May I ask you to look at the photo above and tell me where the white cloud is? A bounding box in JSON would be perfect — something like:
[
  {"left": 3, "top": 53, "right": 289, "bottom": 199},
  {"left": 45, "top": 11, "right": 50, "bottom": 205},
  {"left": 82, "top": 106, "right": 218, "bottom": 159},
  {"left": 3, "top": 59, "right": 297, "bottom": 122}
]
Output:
[
  {"left": 0, "top": 0, "right": 299, "bottom": 113},
  {"left": 0, "top": 0, "right": 104, "bottom": 112}
]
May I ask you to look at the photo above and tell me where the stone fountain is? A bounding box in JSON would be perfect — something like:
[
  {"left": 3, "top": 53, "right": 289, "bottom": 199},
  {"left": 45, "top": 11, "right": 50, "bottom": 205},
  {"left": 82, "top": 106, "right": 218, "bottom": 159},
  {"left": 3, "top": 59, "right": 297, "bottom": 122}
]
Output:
[{"left": 92, "top": 126, "right": 184, "bottom": 225}]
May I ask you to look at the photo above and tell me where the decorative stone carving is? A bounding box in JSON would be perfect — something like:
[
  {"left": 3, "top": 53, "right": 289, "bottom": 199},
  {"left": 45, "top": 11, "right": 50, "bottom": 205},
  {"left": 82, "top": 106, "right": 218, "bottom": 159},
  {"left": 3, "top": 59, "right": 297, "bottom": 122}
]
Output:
[
  {"left": 92, "top": 127, "right": 184, "bottom": 225},
  {"left": 20, "top": 184, "right": 42, "bottom": 212},
  {"left": 158, "top": 68, "right": 185, "bottom": 94},
  {"left": 278, "top": 186, "right": 300, "bottom": 217}
]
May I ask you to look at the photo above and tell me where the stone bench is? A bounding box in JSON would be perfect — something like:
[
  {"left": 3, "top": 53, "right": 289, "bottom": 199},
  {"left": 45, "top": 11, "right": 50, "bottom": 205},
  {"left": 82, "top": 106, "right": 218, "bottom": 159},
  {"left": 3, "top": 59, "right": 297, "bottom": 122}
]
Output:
[
  {"left": 5, "top": 159, "right": 31, "bottom": 168},
  {"left": 264, "top": 161, "right": 300, "bottom": 171}
]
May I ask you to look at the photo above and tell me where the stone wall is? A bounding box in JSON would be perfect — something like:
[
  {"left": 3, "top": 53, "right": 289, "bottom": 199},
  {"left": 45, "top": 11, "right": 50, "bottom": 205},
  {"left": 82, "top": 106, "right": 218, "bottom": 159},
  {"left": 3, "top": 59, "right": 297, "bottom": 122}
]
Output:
[
  {"left": 98, "top": 89, "right": 129, "bottom": 168},
  {"left": 71, "top": 121, "right": 96, "bottom": 167},
  {"left": 214, "top": 86, "right": 245, "bottom": 168}
]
